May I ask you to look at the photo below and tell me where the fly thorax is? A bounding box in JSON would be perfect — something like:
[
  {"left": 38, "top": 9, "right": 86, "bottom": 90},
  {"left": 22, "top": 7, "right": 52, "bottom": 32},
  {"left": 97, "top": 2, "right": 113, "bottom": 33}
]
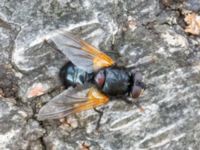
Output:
[
  {"left": 94, "top": 70, "right": 105, "bottom": 89},
  {"left": 96, "top": 68, "right": 130, "bottom": 96}
]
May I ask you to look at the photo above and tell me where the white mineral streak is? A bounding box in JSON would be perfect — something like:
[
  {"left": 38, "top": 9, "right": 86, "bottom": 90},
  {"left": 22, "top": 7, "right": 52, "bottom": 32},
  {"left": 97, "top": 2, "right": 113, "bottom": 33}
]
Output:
[
  {"left": 137, "top": 122, "right": 186, "bottom": 149},
  {"left": 109, "top": 104, "right": 159, "bottom": 131},
  {"left": 161, "top": 30, "right": 189, "bottom": 48},
  {"left": 32, "top": 15, "right": 99, "bottom": 47},
  {"left": 12, "top": 17, "right": 99, "bottom": 72},
  {"left": 0, "top": 129, "right": 20, "bottom": 150},
  {"left": 156, "top": 47, "right": 170, "bottom": 57}
]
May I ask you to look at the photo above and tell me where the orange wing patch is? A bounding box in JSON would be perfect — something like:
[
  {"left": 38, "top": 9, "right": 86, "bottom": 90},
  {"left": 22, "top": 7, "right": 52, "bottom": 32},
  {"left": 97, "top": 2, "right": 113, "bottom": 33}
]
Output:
[
  {"left": 81, "top": 40, "right": 115, "bottom": 70},
  {"left": 73, "top": 88, "right": 109, "bottom": 113}
]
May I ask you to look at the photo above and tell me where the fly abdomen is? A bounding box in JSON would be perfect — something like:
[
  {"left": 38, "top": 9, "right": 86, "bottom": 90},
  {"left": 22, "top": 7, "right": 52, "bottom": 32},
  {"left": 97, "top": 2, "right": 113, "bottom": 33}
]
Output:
[{"left": 60, "top": 61, "right": 94, "bottom": 88}]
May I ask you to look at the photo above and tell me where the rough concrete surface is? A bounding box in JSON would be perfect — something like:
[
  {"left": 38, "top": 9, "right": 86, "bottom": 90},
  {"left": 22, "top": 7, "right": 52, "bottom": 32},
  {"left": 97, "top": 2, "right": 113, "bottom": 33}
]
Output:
[{"left": 0, "top": 0, "right": 200, "bottom": 150}]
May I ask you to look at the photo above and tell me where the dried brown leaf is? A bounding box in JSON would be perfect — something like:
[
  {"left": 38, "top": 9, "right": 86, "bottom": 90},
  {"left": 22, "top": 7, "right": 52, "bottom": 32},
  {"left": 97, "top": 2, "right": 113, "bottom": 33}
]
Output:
[
  {"left": 27, "top": 83, "right": 47, "bottom": 98},
  {"left": 184, "top": 12, "right": 200, "bottom": 35}
]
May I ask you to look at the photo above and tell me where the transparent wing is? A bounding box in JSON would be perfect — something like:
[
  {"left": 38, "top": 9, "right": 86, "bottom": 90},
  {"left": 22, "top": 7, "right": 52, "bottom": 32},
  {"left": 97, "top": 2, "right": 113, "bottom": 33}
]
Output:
[
  {"left": 37, "top": 88, "right": 109, "bottom": 120},
  {"left": 46, "top": 29, "right": 115, "bottom": 73},
  {"left": 37, "top": 88, "right": 88, "bottom": 120}
]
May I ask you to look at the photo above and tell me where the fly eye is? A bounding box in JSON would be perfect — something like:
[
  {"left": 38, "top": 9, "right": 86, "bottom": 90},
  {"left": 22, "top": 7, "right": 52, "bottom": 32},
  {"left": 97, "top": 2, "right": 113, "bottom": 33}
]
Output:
[
  {"left": 134, "top": 72, "right": 142, "bottom": 82},
  {"left": 133, "top": 72, "right": 146, "bottom": 88},
  {"left": 132, "top": 72, "right": 146, "bottom": 98},
  {"left": 132, "top": 85, "right": 142, "bottom": 98}
]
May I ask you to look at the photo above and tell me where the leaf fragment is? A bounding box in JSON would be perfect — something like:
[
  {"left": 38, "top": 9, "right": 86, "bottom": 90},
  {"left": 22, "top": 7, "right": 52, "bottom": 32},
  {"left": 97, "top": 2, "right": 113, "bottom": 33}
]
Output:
[{"left": 184, "top": 12, "right": 200, "bottom": 35}]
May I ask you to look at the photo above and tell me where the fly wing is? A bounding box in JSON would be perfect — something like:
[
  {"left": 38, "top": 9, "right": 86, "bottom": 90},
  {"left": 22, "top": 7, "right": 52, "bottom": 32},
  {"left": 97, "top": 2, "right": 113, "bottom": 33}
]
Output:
[
  {"left": 37, "top": 88, "right": 88, "bottom": 120},
  {"left": 46, "top": 29, "right": 115, "bottom": 73},
  {"left": 37, "top": 88, "right": 109, "bottom": 120}
]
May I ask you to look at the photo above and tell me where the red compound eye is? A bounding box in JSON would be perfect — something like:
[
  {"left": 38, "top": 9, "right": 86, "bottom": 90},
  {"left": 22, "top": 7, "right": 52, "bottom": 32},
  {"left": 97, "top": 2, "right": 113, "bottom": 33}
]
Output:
[
  {"left": 132, "top": 85, "right": 142, "bottom": 98},
  {"left": 95, "top": 71, "right": 105, "bottom": 88}
]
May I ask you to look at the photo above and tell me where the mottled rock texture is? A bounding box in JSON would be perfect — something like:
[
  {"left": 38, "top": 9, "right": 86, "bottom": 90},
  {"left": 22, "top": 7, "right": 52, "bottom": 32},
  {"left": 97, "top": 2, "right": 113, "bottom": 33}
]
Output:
[{"left": 0, "top": 0, "right": 200, "bottom": 149}]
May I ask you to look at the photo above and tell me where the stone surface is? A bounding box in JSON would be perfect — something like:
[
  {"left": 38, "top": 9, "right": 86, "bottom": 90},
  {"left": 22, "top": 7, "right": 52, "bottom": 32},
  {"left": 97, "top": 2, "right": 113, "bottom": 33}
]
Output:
[
  {"left": 0, "top": 0, "right": 200, "bottom": 150},
  {"left": 0, "top": 99, "right": 45, "bottom": 150}
]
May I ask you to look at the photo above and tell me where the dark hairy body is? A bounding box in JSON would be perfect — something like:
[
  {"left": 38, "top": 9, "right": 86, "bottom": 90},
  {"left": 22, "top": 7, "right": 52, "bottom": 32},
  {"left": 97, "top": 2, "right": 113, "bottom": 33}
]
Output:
[{"left": 60, "top": 61, "right": 132, "bottom": 97}]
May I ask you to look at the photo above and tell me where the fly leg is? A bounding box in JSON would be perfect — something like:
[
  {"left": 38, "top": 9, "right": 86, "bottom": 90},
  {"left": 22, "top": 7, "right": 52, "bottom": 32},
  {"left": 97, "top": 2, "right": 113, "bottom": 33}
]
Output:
[
  {"left": 94, "top": 107, "right": 104, "bottom": 130},
  {"left": 133, "top": 100, "right": 144, "bottom": 112},
  {"left": 116, "top": 96, "right": 144, "bottom": 112},
  {"left": 126, "top": 56, "right": 157, "bottom": 71},
  {"left": 124, "top": 98, "right": 144, "bottom": 112}
]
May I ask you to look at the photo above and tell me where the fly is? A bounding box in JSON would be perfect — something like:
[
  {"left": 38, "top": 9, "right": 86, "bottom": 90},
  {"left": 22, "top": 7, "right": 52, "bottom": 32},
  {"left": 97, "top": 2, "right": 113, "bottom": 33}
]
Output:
[{"left": 37, "top": 30, "right": 146, "bottom": 129}]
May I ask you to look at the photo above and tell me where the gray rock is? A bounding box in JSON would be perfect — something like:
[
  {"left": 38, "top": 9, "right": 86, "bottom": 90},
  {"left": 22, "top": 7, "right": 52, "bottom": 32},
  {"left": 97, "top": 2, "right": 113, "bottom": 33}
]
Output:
[
  {"left": 0, "top": 99, "right": 45, "bottom": 150},
  {"left": 0, "top": 0, "right": 200, "bottom": 150},
  {"left": 183, "top": 0, "right": 200, "bottom": 11},
  {"left": 0, "top": 65, "right": 18, "bottom": 98}
]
